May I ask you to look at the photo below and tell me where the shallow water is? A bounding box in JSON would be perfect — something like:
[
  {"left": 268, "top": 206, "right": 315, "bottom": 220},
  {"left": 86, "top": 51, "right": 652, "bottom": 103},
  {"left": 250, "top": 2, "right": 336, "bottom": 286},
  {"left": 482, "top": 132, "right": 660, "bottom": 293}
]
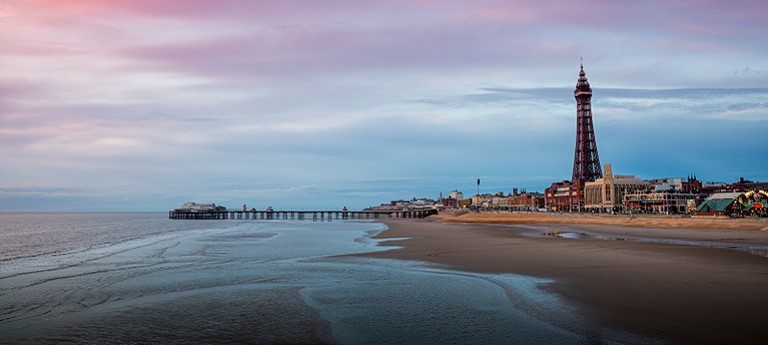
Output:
[{"left": 1, "top": 213, "right": 628, "bottom": 344}]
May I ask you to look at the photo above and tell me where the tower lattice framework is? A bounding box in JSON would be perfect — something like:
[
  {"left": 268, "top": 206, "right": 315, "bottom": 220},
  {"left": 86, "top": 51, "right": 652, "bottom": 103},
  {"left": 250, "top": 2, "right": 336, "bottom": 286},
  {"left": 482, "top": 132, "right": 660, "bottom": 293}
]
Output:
[{"left": 572, "top": 63, "right": 603, "bottom": 183}]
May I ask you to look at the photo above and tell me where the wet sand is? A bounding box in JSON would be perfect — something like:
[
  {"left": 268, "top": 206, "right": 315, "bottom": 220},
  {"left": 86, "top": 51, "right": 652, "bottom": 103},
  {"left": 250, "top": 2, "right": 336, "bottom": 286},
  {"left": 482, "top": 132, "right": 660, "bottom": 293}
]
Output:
[{"left": 359, "top": 217, "right": 768, "bottom": 344}]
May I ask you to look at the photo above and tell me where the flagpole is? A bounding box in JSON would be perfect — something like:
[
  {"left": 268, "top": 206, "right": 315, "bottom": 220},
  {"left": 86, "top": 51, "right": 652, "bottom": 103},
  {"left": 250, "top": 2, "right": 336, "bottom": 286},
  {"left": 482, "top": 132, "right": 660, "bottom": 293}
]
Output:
[{"left": 476, "top": 178, "right": 480, "bottom": 209}]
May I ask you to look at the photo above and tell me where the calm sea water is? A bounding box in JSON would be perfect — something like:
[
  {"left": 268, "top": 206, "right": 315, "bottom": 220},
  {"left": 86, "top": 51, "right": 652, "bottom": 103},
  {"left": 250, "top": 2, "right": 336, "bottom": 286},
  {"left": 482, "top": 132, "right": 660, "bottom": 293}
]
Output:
[{"left": 0, "top": 212, "right": 623, "bottom": 344}]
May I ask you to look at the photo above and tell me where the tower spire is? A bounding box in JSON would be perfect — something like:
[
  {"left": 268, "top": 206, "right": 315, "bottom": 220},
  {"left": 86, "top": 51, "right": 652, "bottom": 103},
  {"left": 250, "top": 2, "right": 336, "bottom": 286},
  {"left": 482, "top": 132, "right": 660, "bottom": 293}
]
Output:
[{"left": 572, "top": 62, "right": 603, "bottom": 183}]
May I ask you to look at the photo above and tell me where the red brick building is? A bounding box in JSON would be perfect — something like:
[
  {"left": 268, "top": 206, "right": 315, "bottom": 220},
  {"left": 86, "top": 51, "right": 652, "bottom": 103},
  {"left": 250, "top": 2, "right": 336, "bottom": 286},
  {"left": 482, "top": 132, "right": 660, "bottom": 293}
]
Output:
[{"left": 545, "top": 180, "right": 584, "bottom": 212}]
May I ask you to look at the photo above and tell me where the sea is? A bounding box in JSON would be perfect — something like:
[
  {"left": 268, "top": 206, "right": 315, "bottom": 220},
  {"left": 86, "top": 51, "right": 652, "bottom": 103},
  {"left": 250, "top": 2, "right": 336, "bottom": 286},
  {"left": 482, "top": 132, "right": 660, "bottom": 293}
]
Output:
[{"left": 0, "top": 212, "right": 616, "bottom": 344}]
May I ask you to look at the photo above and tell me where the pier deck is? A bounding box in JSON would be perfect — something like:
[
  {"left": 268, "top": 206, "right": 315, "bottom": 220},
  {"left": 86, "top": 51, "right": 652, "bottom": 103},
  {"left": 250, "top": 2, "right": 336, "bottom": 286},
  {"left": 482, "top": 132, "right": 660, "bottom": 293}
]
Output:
[{"left": 169, "top": 209, "right": 437, "bottom": 220}]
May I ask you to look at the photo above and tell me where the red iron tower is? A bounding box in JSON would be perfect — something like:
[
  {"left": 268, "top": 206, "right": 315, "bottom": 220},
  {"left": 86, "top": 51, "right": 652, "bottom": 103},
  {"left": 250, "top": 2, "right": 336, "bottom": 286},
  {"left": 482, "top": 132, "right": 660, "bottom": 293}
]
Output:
[{"left": 572, "top": 63, "right": 603, "bottom": 183}]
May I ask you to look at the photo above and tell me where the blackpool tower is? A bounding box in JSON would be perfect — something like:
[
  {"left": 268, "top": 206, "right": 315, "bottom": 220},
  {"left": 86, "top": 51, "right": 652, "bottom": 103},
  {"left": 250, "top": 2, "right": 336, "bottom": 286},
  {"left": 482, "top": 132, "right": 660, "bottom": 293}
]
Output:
[{"left": 572, "top": 63, "right": 603, "bottom": 183}]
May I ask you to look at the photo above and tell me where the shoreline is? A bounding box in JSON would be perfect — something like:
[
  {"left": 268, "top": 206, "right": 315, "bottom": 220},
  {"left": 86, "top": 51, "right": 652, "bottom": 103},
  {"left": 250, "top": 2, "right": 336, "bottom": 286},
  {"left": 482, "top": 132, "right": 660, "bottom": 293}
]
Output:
[{"left": 357, "top": 217, "right": 768, "bottom": 344}]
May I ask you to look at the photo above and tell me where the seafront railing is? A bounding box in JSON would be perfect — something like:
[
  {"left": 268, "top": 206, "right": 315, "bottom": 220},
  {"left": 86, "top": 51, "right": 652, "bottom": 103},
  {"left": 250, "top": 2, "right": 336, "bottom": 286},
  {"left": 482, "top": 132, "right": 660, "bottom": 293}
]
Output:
[{"left": 168, "top": 209, "right": 437, "bottom": 220}]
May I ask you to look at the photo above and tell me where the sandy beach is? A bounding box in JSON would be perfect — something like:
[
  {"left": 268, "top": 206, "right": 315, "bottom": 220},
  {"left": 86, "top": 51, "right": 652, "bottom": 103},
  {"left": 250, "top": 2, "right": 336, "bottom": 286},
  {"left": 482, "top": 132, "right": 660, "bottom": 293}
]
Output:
[
  {"left": 435, "top": 211, "right": 768, "bottom": 231},
  {"left": 359, "top": 215, "right": 768, "bottom": 344}
]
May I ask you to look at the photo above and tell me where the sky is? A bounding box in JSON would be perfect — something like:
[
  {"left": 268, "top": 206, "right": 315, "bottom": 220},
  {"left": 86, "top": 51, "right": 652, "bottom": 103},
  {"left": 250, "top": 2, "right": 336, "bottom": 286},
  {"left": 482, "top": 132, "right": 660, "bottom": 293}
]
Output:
[{"left": 1, "top": 0, "right": 767, "bottom": 211}]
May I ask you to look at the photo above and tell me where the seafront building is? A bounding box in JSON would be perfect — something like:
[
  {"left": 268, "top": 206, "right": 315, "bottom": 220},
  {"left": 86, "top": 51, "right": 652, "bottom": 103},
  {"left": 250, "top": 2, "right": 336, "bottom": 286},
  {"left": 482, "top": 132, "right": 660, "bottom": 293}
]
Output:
[
  {"left": 583, "top": 164, "right": 648, "bottom": 213},
  {"left": 694, "top": 190, "right": 768, "bottom": 217},
  {"left": 464, "top": 190, "right": 545, "bottom": 211},
  {"left": 623, "top": 190, "right": 699, "bottom": 214},
  {"left": 439, "top": 190, "right": 465, "bottom": 208},
  {"left": 621, "top": 177, "right": 701, "bottom": 214},
  {"left": 498, "top": 191, "right": 545, "bottom": 211},
  {"left": 481, "top": 190, "right": 545, "bottom": 211},
  {"left": 545, "top": 181, "right": 582, "bottom": 212},
  {"left": 692, "top": 192, "right": 743, "bottom": 217},
  {"left": 471, "top": 193, "right": 496, "bottom": 209}
]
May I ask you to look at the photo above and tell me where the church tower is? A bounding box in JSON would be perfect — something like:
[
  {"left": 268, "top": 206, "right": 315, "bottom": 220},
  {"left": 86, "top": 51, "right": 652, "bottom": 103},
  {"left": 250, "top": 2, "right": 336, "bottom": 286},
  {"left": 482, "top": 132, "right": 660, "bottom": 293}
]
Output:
[{"left": 572, "top": 62, "right": 603, "bottom": 183}]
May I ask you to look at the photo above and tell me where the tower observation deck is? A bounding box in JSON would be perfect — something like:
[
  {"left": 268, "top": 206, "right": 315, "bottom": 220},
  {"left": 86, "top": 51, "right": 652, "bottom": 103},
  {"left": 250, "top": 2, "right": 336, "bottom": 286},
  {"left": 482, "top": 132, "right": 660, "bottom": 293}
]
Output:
[{"left": 572, "top": 63, "right": 603, "bottom": 183}]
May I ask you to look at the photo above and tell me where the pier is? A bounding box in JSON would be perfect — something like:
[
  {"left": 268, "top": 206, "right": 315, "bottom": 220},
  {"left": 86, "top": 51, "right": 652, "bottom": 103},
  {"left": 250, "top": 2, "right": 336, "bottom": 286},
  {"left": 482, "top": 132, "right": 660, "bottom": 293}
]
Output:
[{"left": 169, "top": 209, "right": 437, "bottom": 220}]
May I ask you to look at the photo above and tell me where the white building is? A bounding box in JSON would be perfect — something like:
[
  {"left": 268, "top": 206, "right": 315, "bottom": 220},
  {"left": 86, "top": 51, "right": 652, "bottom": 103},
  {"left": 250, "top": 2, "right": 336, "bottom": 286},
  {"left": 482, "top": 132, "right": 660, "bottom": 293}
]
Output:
[
  {"left": 449, "top": 190, "right": 464, "bottom": 201},
  {"left": 471, "top": 194, "right": 494, "bottom": 209},
  {"left": 180, "top": 202, "right": 221, "bottom": 212},
  {"left": 649, "top": 178, "right": 684, "bottom": 192},
  {"left": 584, "top": 164, "right": 649, "bottom": 212}
]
